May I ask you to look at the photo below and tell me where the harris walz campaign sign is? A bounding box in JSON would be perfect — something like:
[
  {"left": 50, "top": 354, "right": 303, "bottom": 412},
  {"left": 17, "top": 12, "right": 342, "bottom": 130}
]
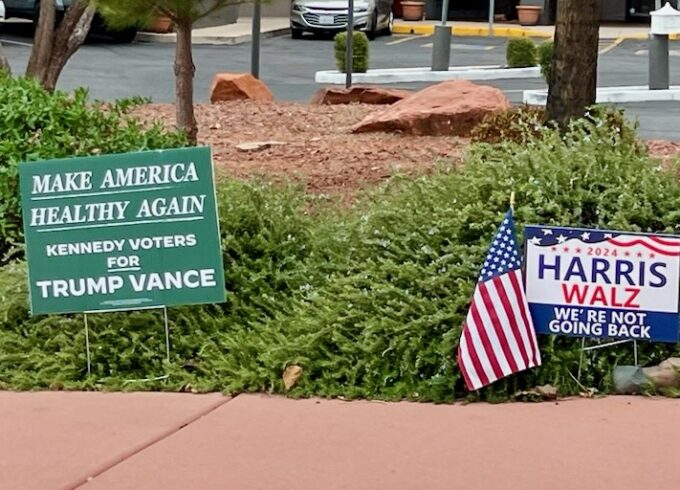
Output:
[{"left": 524, "top": 226, "right": 680, "bottom": 343}]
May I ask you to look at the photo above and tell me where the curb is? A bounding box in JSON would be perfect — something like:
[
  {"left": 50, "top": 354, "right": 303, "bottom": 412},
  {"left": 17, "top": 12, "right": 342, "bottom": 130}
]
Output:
[
  {"left": 393, "top": 23, "right": 680, "bottom": 40},
  {"left": 393, "top": 23, "right": 552, "bottom": 38},
  {"left": 523, "top": 85, "right": 680, "bottom": 105},
  {"left": 136, "top": 27, "right": 290, "bottom": 45},
  {"left": 316, "top": 65, "right": 541, "bottom": 84}
]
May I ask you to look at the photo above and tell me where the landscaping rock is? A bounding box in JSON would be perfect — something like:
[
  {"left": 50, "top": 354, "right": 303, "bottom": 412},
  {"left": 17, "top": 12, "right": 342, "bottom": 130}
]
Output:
[
  {"left": 310, "top": 86, "right": 412, "bottom": 105},
  {"left": 210, "top": 73, "right": 274, "bottom": 103},
  {"left": 614, "top": 358, "right": 680, "bottom": 394},
  {"left": 235, "top": 141, "right": 287, "bottom": 152},
  {"left": 352, "top": 80, "right": 510, "bottom": 136}
]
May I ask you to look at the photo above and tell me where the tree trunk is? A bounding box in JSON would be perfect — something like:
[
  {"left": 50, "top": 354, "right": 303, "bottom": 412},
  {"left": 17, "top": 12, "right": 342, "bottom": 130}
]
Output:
[
  {"left": 0, "top": 43, "right": 10, "bottom": 75},
  {"left": 42, "top": 3, "right": 95, "bottom": 92},
  {"left": 174, "top": 19, "right": 198, "bottom": 145},
  {"left": 26, "top": 0, "right": 57, "bottom": 80},
  {"left": 545, "top": 0, "right": 601, "bottom": 127}
]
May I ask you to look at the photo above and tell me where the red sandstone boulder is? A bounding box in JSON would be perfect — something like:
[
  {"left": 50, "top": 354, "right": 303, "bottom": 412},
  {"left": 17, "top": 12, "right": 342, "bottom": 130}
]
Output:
[
  {"left": 210, "top": 73, "right": 274, "bottom": 103},
  {"left": 352, "top": 80, "right": 510, "bottom": 136},
  {"left": 310, "top": 86, "right": 412, "bottom": 105}
]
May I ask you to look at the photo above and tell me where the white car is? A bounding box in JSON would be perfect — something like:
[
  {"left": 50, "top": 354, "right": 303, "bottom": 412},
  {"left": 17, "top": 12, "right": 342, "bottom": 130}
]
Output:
[
  {"left": 290, "top": 0, "right": 394, "bottom": 40},
  {"left": 0, "top": 1, "right": 6, "bottom": 22}
]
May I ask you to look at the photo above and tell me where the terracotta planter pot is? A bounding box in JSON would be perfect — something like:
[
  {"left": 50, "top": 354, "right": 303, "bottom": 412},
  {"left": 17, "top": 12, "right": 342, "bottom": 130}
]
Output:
[
  {"left": 516, "top": 6, "right": 542, "bottom": 26},
  {"left": 401, "top": 1, "right": 425, "bottom": 21},
  {"left": 146, "top": 16, "right": 174, "bottom": 33}
]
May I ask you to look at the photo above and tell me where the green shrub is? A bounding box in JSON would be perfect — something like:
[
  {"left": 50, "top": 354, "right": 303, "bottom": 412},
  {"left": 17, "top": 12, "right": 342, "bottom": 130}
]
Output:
[
  {"left": 471, "top": 105, "right": 641, "bottom": 150},
  {"left": 471, "top": 106, "right": 548, "bottom": 144},
  {"left": 334, "top": 31, "right": 370, "bottom": 73},
  {"left": 506, "top": 38, "right": 537, "bottom": 68},
  {"left": 0, "top": 74, "right": 187, "bottom": 261},
  {"left": 3, "top": 110, "right": 680, "bottom": 401},
  {"left": 538, "top": 41, "right": 554, "bottom": 82}
]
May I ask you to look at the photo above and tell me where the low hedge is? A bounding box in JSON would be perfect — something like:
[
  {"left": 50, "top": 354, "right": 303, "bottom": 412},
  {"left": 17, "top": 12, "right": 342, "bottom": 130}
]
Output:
[
  {"left": 0, "top": 75, "right": 187, "bottom": 261},
  {"left": 2, "top": 110, "right": 680, "bottom": 401},
  {"left": 334, "top": 31, "right": 370, "bottom": 73},
  {"left": 506, "top": 38, "right": 537, "bottom": 68}
]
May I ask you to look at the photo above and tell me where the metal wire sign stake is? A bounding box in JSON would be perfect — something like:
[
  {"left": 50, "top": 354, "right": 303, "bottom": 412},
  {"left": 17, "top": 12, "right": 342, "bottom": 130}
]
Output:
[
  {"left": 17, "top": 147, "right": 226, "bottom": 382},
  {"left": 83, "top": 305, "right": 172, "bottom": 378}
]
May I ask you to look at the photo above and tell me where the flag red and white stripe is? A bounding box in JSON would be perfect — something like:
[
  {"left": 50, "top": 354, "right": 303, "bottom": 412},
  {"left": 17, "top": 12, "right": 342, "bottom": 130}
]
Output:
[{"left": 458, "top": 210, "right": 541, "bottom": 391}]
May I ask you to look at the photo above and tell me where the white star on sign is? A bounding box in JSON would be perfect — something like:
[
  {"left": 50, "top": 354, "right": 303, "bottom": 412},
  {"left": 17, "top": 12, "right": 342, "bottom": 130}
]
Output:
[
  {"left": 581, "top": 232, "right": 591, "bottom": 240},
  {"left": 604, "top": 233, "right": 613, "bottom": 239},
  {"left": 542, "top": 229, "right": 553, "bottom": 235},
  {"left": 557, "top": 235, "right": 567, "bottom": 244},
  {"left": 529, "top": 237, "right": 542, "bottom": 245}
]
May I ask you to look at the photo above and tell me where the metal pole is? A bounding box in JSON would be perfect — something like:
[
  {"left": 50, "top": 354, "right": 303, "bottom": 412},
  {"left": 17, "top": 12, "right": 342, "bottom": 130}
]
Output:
[
  {"left": 488, "top": 0, "right": 495, "bottom": 35},
  {"left": 633, "top": 340, "right": 638, "bottom": 367},
  {"left": 431, "top": 0, "right": 452, "bottom": 71},
  {"left": 649, "top": 33, "right": 670, "bottom": 90},
  {"left": 251, "top": 0, "right": 261, "bottom": 79},
  {"left": 163, "top": 307, "right": 171, "bottom": 363},
  {"left": 84, "top": 313, "right": 91, "bottom": 377},
  {"left": 345, "top": 0, "right": 354, "bottom": 88},
  {"left": 577, "top": 337, "right": 585, "bottom": 381}
]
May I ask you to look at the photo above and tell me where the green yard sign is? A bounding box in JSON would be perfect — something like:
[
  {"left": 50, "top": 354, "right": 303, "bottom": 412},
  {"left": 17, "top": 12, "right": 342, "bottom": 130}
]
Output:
[{"left": 19, "top": 147, "right": 226, "bottom": 315}]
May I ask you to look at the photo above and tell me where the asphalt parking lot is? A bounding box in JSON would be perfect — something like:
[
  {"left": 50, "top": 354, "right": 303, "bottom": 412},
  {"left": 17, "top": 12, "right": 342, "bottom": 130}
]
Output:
[{"left": 2, "top": 26, "right": 679, "bottom": 140}]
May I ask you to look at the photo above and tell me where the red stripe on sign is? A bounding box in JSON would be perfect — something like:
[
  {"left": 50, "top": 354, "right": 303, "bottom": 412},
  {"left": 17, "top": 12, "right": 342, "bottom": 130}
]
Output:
[
  {"left": 608, "top": 238, "right": 680, "bottom": 256},
  {"left": 649, "top": 236, "right": 680, "bottom": 246}
]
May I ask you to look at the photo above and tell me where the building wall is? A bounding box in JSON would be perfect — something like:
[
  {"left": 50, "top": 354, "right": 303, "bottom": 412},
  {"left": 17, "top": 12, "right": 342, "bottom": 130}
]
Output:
[
  {"left": 425, "top": 0, "right": 639, "bottom": 23},
  {"left": 240, "top": 0, "right": 291, "bottom": 18}
]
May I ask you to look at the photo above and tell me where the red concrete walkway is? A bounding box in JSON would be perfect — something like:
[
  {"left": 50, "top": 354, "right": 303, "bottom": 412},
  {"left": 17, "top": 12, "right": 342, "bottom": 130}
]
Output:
[{"left": 2, "top": 393, "right": 679, "bottom": 489}]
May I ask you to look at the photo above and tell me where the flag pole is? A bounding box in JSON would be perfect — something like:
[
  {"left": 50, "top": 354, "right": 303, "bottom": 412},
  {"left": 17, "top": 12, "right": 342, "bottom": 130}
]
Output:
[{"left": 510, "top": 191, "right": 516, "bottom": 211}]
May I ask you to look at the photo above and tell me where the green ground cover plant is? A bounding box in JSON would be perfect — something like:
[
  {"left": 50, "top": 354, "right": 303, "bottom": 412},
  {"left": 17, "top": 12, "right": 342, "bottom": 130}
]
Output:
[
  {"left": 0, "top": 74, "right": 187, "bottom": 260},
  {"left": 2, "top": 106, "right": 680, "bottom": 401}
]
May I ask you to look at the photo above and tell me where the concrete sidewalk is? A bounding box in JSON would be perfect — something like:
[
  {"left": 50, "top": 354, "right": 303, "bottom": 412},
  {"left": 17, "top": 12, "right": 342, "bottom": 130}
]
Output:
[
  {"left": 3, "top": 392, "right": 680, "bottom": 490},
  {"left": 136, "top": 17, "right": 290, "bottom": 45}
]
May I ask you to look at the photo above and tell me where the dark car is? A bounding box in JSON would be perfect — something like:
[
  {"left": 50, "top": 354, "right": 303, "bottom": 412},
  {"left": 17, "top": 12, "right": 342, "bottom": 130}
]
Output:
[{"left": 3, "top": 0, "right": 137, "bottom": 42}]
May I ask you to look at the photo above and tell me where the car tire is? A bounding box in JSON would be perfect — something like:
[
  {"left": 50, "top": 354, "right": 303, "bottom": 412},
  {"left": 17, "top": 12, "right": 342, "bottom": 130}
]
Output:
[
  {"left": 383, "top": 11, "right": 394, "bottom": 35},
  {"left": 108, "top": 27, "right": 138, "bottom": 44},
  {"left": 291, "top": 28, "right": 304, "bottom": 39},
  {"left": 366, "top": 11, "right": 378, "bottom": 40}
]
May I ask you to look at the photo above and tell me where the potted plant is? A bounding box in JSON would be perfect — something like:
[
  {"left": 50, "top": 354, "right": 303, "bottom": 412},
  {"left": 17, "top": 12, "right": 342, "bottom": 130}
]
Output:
[
  {"left": 146, "top": 15, "right": 174, "bottom": 33},
  {"left": 516, "top": 5, "right": 542, "bottom": 26},
  {"left": 401, "top": 1, "right": 425, "bottom": 21}
]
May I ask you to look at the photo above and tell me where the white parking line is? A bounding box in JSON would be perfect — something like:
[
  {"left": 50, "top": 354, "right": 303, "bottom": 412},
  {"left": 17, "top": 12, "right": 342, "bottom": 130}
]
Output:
[
  {"left": 0, "top": 38, "right": 34, "bottom": 47},
  {"left": 635, "top": 49, "right": 680, "bottom": 56},
  {"left": 599, "top": 37, "right": 623, "bottom": 55},
  {"left": 420, "top": 43, "right": 494, "bottom": 51},
  {"left": 386, "top": 34, "right": 429, "bottom": 46}
]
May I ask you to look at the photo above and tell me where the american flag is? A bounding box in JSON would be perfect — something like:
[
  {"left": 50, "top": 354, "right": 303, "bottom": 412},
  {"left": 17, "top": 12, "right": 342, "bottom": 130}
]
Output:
[{"left": 458, "top": 209, "right": 541, "bottom": 391}]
